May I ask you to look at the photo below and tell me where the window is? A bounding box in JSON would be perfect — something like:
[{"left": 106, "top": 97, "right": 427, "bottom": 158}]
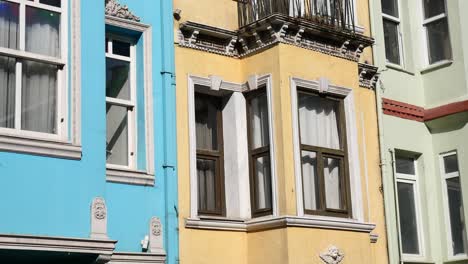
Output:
[
  {"left": 381, "top": 0, "right": 402, "bottom": 65},
  {"left": 195, "top": 93, "right": 225, "bottom": 216},
  {"left": 422, "top": 0, "right": 451, "bottom": 64},
  {"left": 297, "top": 90, "right": 351, "bottom": 218},
  {"left": 395, "top": 155, "right": 423, "bottom": 257},
  {"left": 105, "top": 36, "right": 136, "bottom": 169},
  {"left": 440, "top": 152, "right": 467, "bottom": 257},
  {"left": 0, "top": 0, "right": 66, "bottom": 138},
  {"left": 246, "top": 87, "right": 273, "bottom": 217}
]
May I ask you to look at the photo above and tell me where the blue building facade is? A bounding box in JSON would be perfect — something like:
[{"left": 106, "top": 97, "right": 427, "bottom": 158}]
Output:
[{"left": 0, "top": 0, "right": 178, "bottom": 263}]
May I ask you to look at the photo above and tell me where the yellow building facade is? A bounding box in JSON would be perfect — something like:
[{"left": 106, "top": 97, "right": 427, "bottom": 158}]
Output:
[{"left": 174, "top": 0, "right": 387, "bottom": 263}]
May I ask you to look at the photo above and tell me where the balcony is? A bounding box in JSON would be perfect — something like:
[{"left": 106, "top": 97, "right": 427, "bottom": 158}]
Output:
[{"left": 237, "top": 0, "right": 355, "bottom": 31}]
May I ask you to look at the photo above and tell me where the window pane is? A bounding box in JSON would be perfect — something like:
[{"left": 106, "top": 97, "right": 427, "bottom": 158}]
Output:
[
  {"left": 446, "top": 177, "right": 467, "bottom": 255},
  {"left": 197, "top": 158, "right": 218, "bottom": 213},
  {"left": 397, "top": 182, "right": 420, "bottom": 254},
  {"left": 106, "top": 104, "right": 129, "bottom": 166},
  {"left": 0, "top": 56, "right": 15, "bottom": 128},
  {"left": 253, "top": 155, "right": 272, "bottom": 211},
  {"left": 106, "top": 58, "right": 130, "bottom": 100},
  {"left": 383, "top": 19, "right": 401, "bottom": 65},
  {"left": 22, "top": 60, "right": 57, "bottom": 134},
  {"left": 381, "top": 0, "right": 399, "bottom": 17},
  {"left": 423, "top": 0, "right": 445, "bottom": 19},
  {"left": 298, "top": 93, "right": 341, "bottom": 150},
  {"left": 195, "top": 95, "right": 220, "bottom": 151},
  {"left": 444, "top": 154, "right": 459, "bottom": 174},
  {"left": 25, "top": 6, "right": 60, "bottom": 57},
  {"left": 0, "top": 0, "right": 19, "bottom": 49},
  {"left": 112, "top": 39, "right": 131, "bottom": 57},
  {"left": 302, "top": 151, "right": 320, "bottom": 211},
  {"left": 39, "top": 0, "right": 61, "bottom": 8},
  {"left": 396, "top": 156, "right": 415, "bottom": 175},
  {"left": 426, "top": 18, "right": 451, "bottom": 64},
  {"left": 249, "top": 92, "right": 270, "bottom": 149},
  {"left": 324, "top": 157, "right": 343, "bottom": 210}
]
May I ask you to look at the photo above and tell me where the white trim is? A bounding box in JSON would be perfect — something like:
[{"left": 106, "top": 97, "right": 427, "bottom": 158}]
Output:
[
  {"left": 185, "top": 215, "right": 375, "bottom": 233},
  {"left": 0, "top": 135, "right": 81, "bottom": 159},
  {"left": 439, "top": 151, "right": 468, "bottom": 259},
  {"left": 110, "top": 252, "right": 165, "bottom": 264},
  {"left": 381, "top": 0, "right": 405, "bottom": 67},
  {"left": 0, "top": 233, "right": 116, "bottom": 256},
  {"left": 106, "top": 168, "right": 155, "bottom": 186},
  {"left": 290, "top": 77, "right": 363, "bottom": 221},
  {"left": 187, "top": 74, "right": 278, "bottom": 219}
]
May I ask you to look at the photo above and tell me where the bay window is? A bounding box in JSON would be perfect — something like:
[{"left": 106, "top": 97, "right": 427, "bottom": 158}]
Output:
[
  {"left": 298, "top": 90, "right": 350, "bottom": 217},
  {"left": 440, "top": 152, "right": 467, "bottom": 257},
  {"left": 422, "top": 0, "right": 451, "bottom": 64},
  {"left": 0, "top": 0, "right": 65, "bottom": 137},
  {"left": 395, "top": 155, "right": 423, "bottom": 257}
]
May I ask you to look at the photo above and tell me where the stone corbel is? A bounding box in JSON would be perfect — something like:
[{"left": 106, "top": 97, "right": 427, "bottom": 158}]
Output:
[
  {"left": 226, "top": 36, "right": 238, "bottom": 54},
  {"left": 340, "top": 40, "right": 350, "bottom": 54},
  {"left": 318, "top": 77, "right": 330, "bottom": 94},
  {"left": 209, "top": 75, "right": 223, "bottom": 91},
  {"left": 252, "top": 31, "right": 263, "bottom": 46},
  {"left": 239, "top": 38, "right": 249, "bottom": 53},
  {"left": 177, "top": 30, "right": 185, "bottom": 45},
  {"left": 278, "top": 24, "right": 289, "bottom": 39},
  {"left": 294, "top": 27, "right": 305, "bottom": 44},
  {"left": 267, "top": 25, "right": 276, "bottom": 40},
  {"left": 247, "top": 75, "right": 259, "bottom": 91},
  {"left": 354, "top": 44, "right": 364, "bottom": 60},
  {"left": 149, "top": 217, "right": 165, "bottom": 255},
  {"left": 359, "top": 69, "right": 367, "bottom": 82},
  {"left": 91, "top": 197, "right": 108, "bottom": 239},
  {"left": 188, "top": 30, "right": 199, "bottom": 45},
  {"left": 370, "top": 233, "right": 379, "bottom": 243}
]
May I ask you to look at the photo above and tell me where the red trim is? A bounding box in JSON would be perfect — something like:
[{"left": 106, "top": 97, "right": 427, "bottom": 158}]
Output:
[{"left": 382, "top": 98, "right": 468, "bottom": 122}]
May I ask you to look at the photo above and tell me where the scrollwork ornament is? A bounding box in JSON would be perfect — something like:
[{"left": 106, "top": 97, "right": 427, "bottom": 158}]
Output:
[
  {"left": 319, "top": 245, "right": 345, "bottom": 264},
  {"left": 105, "top": 0, "right": 141, "bottom": 22}
]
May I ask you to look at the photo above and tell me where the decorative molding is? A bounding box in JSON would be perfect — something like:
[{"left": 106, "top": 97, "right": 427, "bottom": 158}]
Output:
[
  {"left": 149, "top": 217, "right": 165, "bottom": 254},
  {"left": 425, "top": 100, "right": 468, "bottom": 121},
  {"left": 0, "top": 234, "right": 116, "bottom": 261},
  {"left": 185, "top": 216, "right": 376, "bottom": 233},
  {"left": 0, "top": 135, "right": 82, "bottom": 159},
  {"left": 105, "top": 0, "right": 140, "bottom": 22},
  {"left": 106, "top": 168, "right": 155, "bottom": 186},
  {"left": 320, "top": 245, "right": 345, "bottom": 264},
  {"left": 370, "top": 233, "right": 379, "bottom": 243},
  {"left": 110, "top": 252, "right": 165, "bottom": 264},
  {"left": 91, "top": 197, "right": 108, "bottom": 239},
  {"left": 358, "top": 63, "right": 379, "bottom": 89},
  {"left": 178, "top": 14, "right": 373, "bottom": 62}
]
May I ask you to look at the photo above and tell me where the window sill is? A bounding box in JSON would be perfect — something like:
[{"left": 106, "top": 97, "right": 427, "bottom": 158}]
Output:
[
  {"left": 444, "top": 255, "right": 468, "bottom": 263},
  {"left": 106, "top": 167, "right": 154, "bottom": 186},
  {"left": 420, "top": 60, "right": 453, "bottom": 74},
  {"left": 0, "top": 134, "right": 81, "bottom": 160},
  {"left": 386, "top": 63, "right": 415, "bottom": 75},
  {"left": 185, "top": 215, "right": 375, "bottom": 234}
]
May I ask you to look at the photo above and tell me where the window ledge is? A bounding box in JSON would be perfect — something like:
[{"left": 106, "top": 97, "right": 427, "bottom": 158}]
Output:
[
  {"left": 185, "top": 215, "right": 376, "bottom": 233},
  {"left": 106, "top": 168, "right": 154, "bottom": 186},
  {"left": 444, "top": 256, "right": 468, "bottom": 263},
  {"left": 0, "top": 135, "right": 81, "bottom": 160},
  {"left": 420, "top": 60, "right": 453, "bottom": 74},
  {"left": 386, "top": 63, "right": 415, "bottom": 75}
]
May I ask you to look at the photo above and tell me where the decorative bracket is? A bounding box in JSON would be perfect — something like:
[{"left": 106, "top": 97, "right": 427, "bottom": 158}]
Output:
[
  {"left": 188, "top": 30, "right": 200, "bottom": 45},
  {"left": 294, "top": 27, "right": 305, "bottom": 44},
  {"left": 318, "top": 77, "right": 330, "bottom": 94},
  {"left": 247, "top": 75, "right": 259, "bottom": 91},
  {"left": 105, "top": 0, "right": 140, "bottom": 22},
  {"left": 226, "top": 36, "right": 238, "bottom": 54},
  {"left": 354, "top": 44, "right": 364, "bottom": 60},
  {"left": 340, "top": 40, "right": 350, "bottom": 54},
  {"left": 209, "top": 75, "right": 223, "bottom": 91}
]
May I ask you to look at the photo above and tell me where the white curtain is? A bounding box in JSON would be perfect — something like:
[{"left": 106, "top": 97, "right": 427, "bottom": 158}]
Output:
[
  {"left": 301, "top": 151, "right": 319, "bottom": 210},
  {"left": 299, "top": 94, "right": 340, "bottom": 150},
  {"left": 0, "top": 1, "right": 19, "bottom": 128},
  {"left": 197, "top": 159, "right": 216, "bottom": 212},
  {"left": 324, "top": 157, "right": 341, "bottom": 209},
  {"left": 25, "top": 7, "right": 60, "bottom": 57},
  {"left": 195, "top": 97, "right": 219, "bottom": 151},
  {"left": 250, "top": 94, "right": 270, "bottom": 149},
  {"left": 255, "top": 156, "right": 272, "bottom": 209}
]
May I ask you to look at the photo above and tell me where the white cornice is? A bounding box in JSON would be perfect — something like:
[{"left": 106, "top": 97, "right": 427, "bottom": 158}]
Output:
[{"left": 110, "top": 252, "right": 166, "bottom": 263}]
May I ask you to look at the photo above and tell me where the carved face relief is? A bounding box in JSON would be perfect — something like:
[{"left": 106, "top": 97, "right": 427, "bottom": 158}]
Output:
[
  {"left": 93, "top": 198, "right": 107, "bottom": 220},
  {"left": 151, "top": 218, "right": 162, "bottom": 236},
  {"left": 320, "top": 245, "right": 344, "bottom": 264}
]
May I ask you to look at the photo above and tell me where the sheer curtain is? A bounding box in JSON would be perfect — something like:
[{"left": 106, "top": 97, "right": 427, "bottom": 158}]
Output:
[
  {"left": 299, "top": 94, "right": 341, "bottom": 210},
  {"left": 21, "top": 7, "right": 60, "bottom": 133},
  {"left": 0, "top": 1, "right": 19, "bottom": 128}
]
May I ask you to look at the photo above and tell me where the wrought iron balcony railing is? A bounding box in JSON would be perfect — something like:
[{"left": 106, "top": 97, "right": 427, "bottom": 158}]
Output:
[{"left": 237, "top": 0, "right": 355, "bottom": 31}]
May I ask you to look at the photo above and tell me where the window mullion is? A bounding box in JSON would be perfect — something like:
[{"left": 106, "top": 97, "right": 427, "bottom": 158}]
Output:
[
  {"left": 317, "top": 151, "right": 326, "bottom": 211},
  {"left": 14, "top": 61, "right": 22, "bottom": 130}
]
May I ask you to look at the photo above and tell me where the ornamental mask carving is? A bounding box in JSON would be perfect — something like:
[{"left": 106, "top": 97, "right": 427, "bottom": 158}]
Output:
[
  {"left": 320, "top": 245, "right": 344, "bottom": 264},
  {"left": 151, "top": 218, "right": 162, "bottom": 236},
  {"left": 105, "top": 0, "right": 140, "bottom": 22},
  {"left": 93, "top": 198, "right": 107, "bottom": 220}
]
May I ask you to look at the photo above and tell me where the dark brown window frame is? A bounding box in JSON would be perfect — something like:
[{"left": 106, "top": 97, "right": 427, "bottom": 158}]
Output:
[
  {"left": 245, "top": 87, "right": 273, "bottom": 218},
  {"left": 195, "top": 93, "right": 226, "bottom": 217},
  {"left": 297, "top": 88, "right": 352, "bottom": 218}
]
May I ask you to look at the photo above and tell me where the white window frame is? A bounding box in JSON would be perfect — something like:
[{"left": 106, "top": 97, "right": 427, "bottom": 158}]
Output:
[
  {"left": 421, "top": 0, "right": 452, "bottom": 66},
  {"left": 393, "top": 154, "right": 425, "bottom": 261},
  {"left": 0, "top": 0, "right": 82, "bottom": 159},
  {"left": 187, "top": 74, "right": 278, "bottom": 220},
  {"left": 104, "top": 16, "right": 155, "bottom": 186},
  {"left": 439, "top": 151, "right": 468, "bottom": 260},
  {"left": 381, "top": 0, "right": 404, "bottom": 67},
  {"left": 290, "top": 77, "right": 364, "bottom": 222}
]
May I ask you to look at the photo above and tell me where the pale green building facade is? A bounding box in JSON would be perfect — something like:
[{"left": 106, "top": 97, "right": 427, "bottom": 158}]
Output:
[{"left": 371, "top": 0, "right": 468, "bottom": 263}]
